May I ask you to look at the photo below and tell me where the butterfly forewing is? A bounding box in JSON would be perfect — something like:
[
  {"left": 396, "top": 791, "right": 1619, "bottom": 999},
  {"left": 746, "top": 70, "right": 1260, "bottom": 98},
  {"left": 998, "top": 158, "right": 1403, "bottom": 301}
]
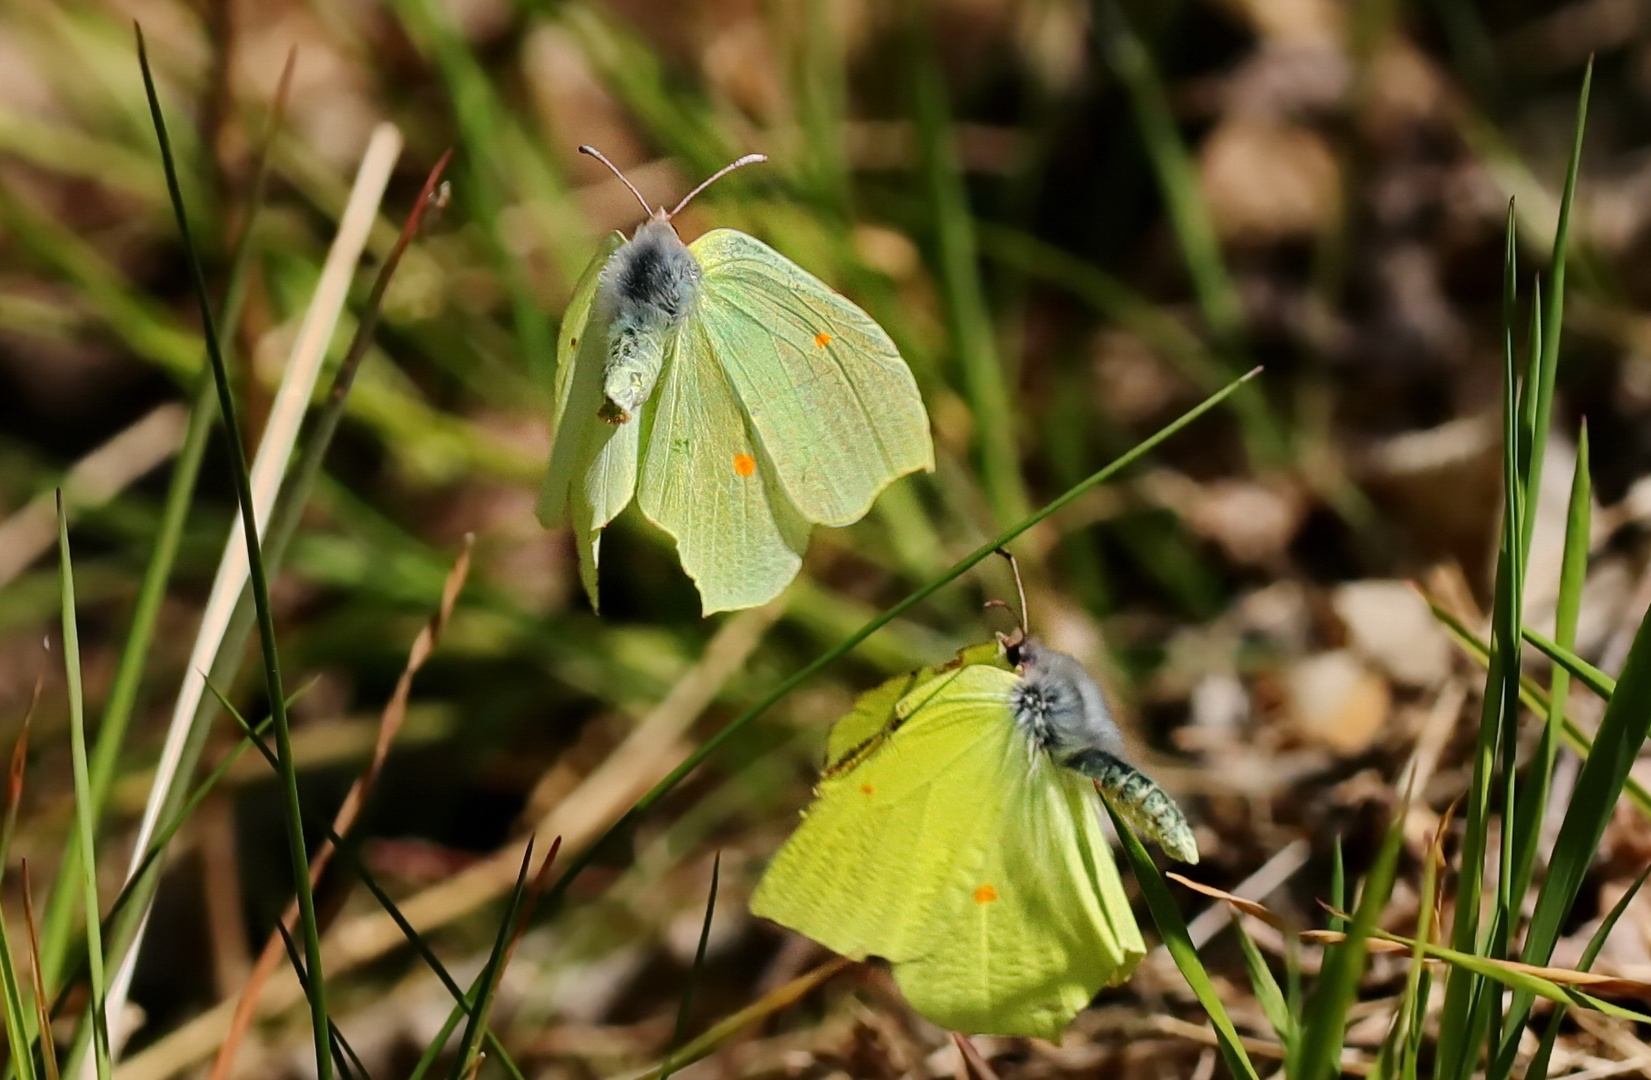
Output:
[
  {"left": 636, "top": 314, "right": 811, "bottom": 614},
  {"left": 539, "top": 232, "right": 637, "bottom": 610},
  {"left": 752, "top": 666, "right": 1016, "bottom": 968},
  {"left": 691, "top": 229, "right": 934, "bottom": 526}
]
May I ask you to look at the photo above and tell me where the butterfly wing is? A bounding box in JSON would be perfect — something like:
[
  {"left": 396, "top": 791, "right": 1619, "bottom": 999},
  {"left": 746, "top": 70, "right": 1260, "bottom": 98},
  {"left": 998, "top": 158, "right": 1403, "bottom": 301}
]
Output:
[
  {"left": 753, "top": 664, "right": 1144, "bottom": 1040},
  {"left": 537, "top": 231, "right": 635, "bottom": 609},
  {"left": 822, "top": 641, "right": 1006, "bottom": 772},
  {"left": 636, "top": 314, "right": 811, "bottom": 614},
  {"left": 689, "top": 229, "right": 933, "bottom": 527},
  {"left": 751, "top": 666, "right": 1013, "bottom": 967}
]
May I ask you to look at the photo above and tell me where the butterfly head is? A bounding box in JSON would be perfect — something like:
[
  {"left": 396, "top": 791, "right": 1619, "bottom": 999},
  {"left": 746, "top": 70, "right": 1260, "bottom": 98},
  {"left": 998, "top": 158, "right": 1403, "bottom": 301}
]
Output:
[{"left": 985, "top": 546, "right": 1033, "bottom": 664}]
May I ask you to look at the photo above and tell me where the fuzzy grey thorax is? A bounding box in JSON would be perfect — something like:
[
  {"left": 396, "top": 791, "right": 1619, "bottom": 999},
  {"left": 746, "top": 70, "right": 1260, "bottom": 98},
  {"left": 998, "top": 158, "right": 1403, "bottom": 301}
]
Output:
[
  {"left": 1006, "top": 637, "right": 1126, "bottom": 760},
  {"left": 599, "top": 218, "right": 702, "bottom": 422}
]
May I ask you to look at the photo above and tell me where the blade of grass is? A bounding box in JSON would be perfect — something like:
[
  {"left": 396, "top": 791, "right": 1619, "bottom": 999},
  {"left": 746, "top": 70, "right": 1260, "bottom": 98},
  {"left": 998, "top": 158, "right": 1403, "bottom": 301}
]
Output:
[
  {"left": 1510, "top": 422, "right": 1590, "bottom": 900},
  {"left": 1519, "top": 59, "right": 1591, "bottom": 561},
  {"left": 271, "top": 924, "right": 369, "bottom": 1080},
  {"left": 448, "top": 843, "right": 535, "bottom": 1080},
  {"left": 37, "top": 47, "right": 296, "bottom": 1005},
  {"left": 1525, "top": 628, "right": 1613, "bottom": 700},
  {"left": 21, "top": 864, "right": 59, "bottom": 1080},
  {"left": 207, "top": 528, "right": 468, "bottom": 1080},
  {"left": 1400, "top": 814, "right": 1448, "bottom": 1080},
  {"left": 1102, "top": 794, "right": 1260, "bottom": 1080},
  {"left": 90, "top": 145, "right": 448, "bottom": 1047},
  {"left": 0, "top": 905, "right": 37, "bottom": 1080},
  {"left": 56, "top": 494, "right": 108, "bottom": 1080},
  {"left": 1526, "top": 863, "right": 1650, "bottom": 1080},
  {"left": 210, "top": 684, "right": 532, "bottom": 1080},
  {"left": 1426, "top": 596, "right": 1651, "bottom": 815},
  {"left": 1235, "top": 917, "right": 1292, "bottom": 1048},
  {"left": 0, "top": 692, "right": 39, "bottom": 1080},
  {"left": 659, "top": 853, "right": 719, "bottom": 1080},
  {"left": 1436, "top": 203, "right": 1525, "bottom": 1080},
  {"left": 1093, "top": 0, "right": 1283, "bottom": 467},
  {"left": 1293, "top": 782, "right": 1408, "bottom": 1080},
  {"left": 1329, "top": 837, "right": 1345, "bottom": 934},
  {"left": 135, "top": 28, "right": 331, "bottom": 1080},
  {"left": 540, "top": 367, "right": 1260, "bottom": 910},
  {"left": 903, "top": 0, "right": 1027, "bottom": 524},
  {"left": 1498, "top": 597, "right": 1651, "bottom": 1054},
  {"left": 620, "top": 957, "right": 853, "bottom": 1080}
]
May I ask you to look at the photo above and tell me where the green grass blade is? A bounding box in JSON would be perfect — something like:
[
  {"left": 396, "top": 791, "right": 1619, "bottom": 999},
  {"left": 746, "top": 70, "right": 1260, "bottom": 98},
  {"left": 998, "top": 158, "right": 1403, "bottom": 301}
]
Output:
[
  {"left": 1525, "top": 863, "right": 1650, "bottom": 1080},
  {"left": 56, "top": 494, "right": 108, "bottom": 1080},
  {"left": 389, "top": 0, "right": 558, "bottom": 382},
  {"left": 659, "top": 854, "right": 719, "bottom": 1080},
  {"left": 1427, "top": 598, "right": 1651, "bottom": 816},
  {"left": 134, "top": 28, "right": 331, "bottom": 1080},
  {"left": 1294, "top": 798, "right": 1406, "bottom": 1080},
  {"left": 540, "top": 367, "right": 1259, "bottom": 910},
  {"left": 1520, "top": 59, "right": 1591, "bottom": 561},
  {"left": 1102, "top": 796, "right": 1260, "bottom": 1080},
  {"left": 20, "top": 865, "right": 59, "bottom": 1080},
  {"left": 904, "top": 2, "right": 1026, "bottom": 524},
  {"left": 1436, "top": 203, "right": 1525, "bottom": 1080},
  {"left": 35, "top": 49, "right": 293, "bottom": 1004},
  {"left": 209, "top": 684, "right": 529, "bottom": 1080},
  {"left": 1234, "top": 918, "right": 1292, "bottom": 1048},
  {"left": 1525, "top": 627, "right": 1613, "bottom": 700},
  {"left": 448, "top": 844, "right": 534, "bottom": 1080},
  {"left": 1511, "top": 422, "right": 1590, "bottom": 900},
  {"left": 1094, "top": 0, "right": 1283, "bottom": 467},
  {"left": 0, "top": 913, "right": 37, "bottom": 1080},
  {"left": 272, "top": 924, "right": 371, "bottom": 1080},
  {"left": 1503, "top": 595, "right": 1651, "bottom": 1044}
]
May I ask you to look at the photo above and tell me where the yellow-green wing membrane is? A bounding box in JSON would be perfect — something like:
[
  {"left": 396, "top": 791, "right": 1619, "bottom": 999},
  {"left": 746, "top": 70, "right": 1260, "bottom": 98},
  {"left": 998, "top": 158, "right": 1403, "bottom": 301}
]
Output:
[
  {"left": 636, "top": 315, "right": 811, "bottom": 614},
  {"left": 751, "top": 664, "right": 1144, "bottom": 1039},
  {"left": 537, "top": 231, "right": 633, "bottom": 609},
  {"left": 823, "top": 642, "right": 1006, "bottom": 772},
  {"left": 689, "top": 229, "right": 934, "bottom": 526}
]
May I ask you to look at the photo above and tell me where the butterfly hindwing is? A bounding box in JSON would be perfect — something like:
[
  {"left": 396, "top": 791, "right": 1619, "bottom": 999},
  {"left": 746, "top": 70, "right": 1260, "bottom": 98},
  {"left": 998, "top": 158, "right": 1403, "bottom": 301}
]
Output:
[
  {"left": 690, "top": 229, "right": 934, "bottom": 527},
  {"left": 538, "top": 231, "right": 633, "bottom": 610},
  {"left": 637, "top": 314, "right": 811, "bottom": 614}
]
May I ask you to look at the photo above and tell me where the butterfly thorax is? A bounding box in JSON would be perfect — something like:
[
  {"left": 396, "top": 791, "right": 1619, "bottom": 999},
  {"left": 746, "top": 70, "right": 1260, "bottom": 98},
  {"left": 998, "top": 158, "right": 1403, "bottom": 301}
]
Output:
[
  {"left": 1007, "top": 639, "right": 1127, "bottom": 760},
  {"left": 599, "top": 219, "right": 702, "bottom": 423}
]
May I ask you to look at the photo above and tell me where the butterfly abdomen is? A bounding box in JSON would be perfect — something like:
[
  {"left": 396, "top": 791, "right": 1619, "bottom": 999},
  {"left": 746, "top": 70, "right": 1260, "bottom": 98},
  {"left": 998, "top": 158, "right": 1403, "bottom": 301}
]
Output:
[
  {"left": 1062, "top": 749, "right": 1199, "bottom": 864},
  {"left": 601, "top": 220, "right": 701, "bottom": 422}
]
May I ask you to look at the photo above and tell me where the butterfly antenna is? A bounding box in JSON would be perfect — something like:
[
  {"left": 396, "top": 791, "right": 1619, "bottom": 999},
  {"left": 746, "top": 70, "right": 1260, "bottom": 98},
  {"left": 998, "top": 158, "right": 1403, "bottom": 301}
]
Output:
[
  {"left": 668, "top": 153, "right": 767, "bottom": 218},
  {"left": 994, "top": 547, "right": 1030, "bottom": 633},
  {"left": 579, "top": 144, "right": 652, "bottom": 216}
]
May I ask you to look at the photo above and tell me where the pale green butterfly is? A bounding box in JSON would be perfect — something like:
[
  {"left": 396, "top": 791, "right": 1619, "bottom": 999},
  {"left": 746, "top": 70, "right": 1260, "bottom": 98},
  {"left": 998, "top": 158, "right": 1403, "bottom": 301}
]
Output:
[
  {"left": 537, "top": 147, "right": 934, "bottom": 615},
  {"left": 751, "top": 554, "right": 1196, "bottom": 1039}
]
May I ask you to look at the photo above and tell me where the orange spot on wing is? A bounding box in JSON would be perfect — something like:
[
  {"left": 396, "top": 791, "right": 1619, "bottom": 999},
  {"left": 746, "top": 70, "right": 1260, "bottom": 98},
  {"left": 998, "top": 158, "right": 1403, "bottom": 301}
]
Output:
[
  {"left": 974, "top": 884, "right": 998, "bottom": 904},
  {"left": 814, "top": 332, "right": 832, "bottom": 347},
  {"left": 861, "top": 784, "right": 875, "bottom": 795},
  {"left": 733, "top": 453, "right": 757, "bottom": 477}
]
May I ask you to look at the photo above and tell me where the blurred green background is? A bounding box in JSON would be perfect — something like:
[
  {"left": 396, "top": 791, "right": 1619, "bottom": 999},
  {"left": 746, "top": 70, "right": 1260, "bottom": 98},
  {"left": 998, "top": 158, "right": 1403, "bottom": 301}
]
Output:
[{"left": 0, "top": 0, "right": 1644, "bottom": 1077}]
